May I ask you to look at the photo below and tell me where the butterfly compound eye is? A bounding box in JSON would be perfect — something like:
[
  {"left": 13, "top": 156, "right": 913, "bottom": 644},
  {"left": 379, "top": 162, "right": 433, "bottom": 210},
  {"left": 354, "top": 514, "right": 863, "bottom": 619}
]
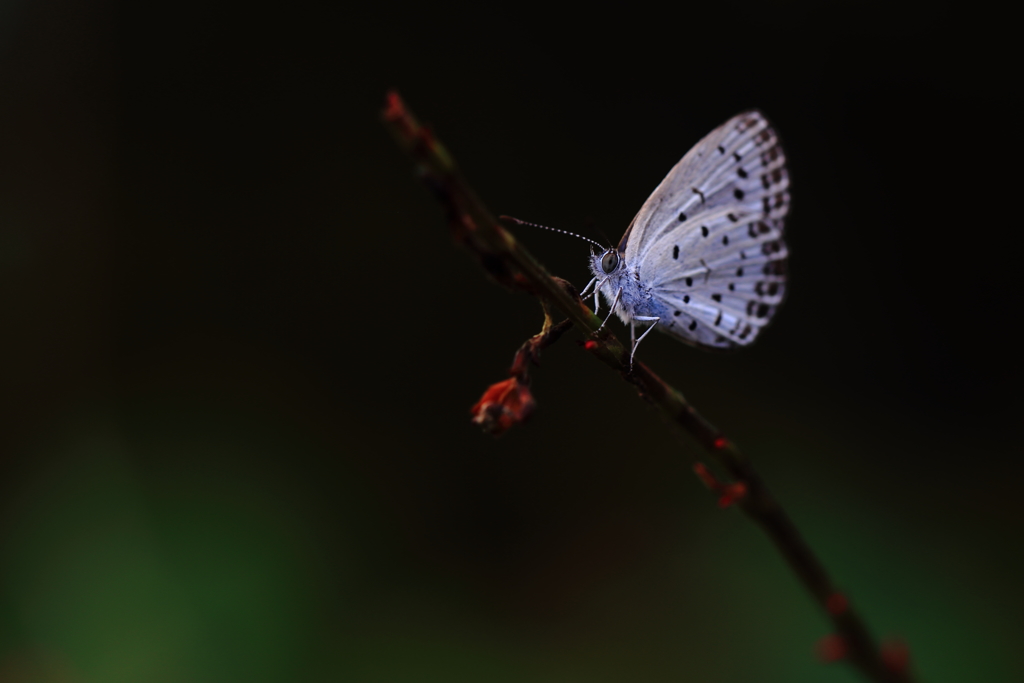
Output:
[{"left": 601, "top": 251, "right": 620, "bottom": 274}]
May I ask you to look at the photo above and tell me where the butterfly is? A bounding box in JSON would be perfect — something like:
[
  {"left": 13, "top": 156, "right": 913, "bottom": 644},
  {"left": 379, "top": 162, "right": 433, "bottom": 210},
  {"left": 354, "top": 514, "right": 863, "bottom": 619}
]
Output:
[{"left": 577, "top": 110, "right": 790, "bottom": 366}]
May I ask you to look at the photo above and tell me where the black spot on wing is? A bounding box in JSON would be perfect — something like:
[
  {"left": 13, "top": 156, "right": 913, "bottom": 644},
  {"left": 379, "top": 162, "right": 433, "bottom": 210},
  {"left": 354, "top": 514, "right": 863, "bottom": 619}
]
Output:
[{"left": 761, "top": 146, "right": 781, "bottom": 166}]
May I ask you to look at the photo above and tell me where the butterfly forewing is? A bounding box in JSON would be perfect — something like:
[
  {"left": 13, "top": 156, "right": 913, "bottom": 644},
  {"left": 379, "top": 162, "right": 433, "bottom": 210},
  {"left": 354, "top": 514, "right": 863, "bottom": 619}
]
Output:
[{"left": 625, "top": 110, "right": 790, "bottom": 349}]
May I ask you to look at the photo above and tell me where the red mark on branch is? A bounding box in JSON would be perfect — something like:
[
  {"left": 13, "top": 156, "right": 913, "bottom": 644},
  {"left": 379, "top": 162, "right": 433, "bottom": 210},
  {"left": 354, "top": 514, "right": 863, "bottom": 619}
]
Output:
[
  {"left": 713, "top": 436, "right": 728, "bottom": 449},
  {"left": 693, "top": 462, "right": 748, "bottom": 508},
  {"left": 717, "top": 482, "right": 747, "bottom": 508},
  {"left": 881, "top": 639, "right": 910, "bottom": 674},
  {"left": 383, "top": 90, "right": 405, "bottom": 121},
  {"left": 816, "top": 634, "right": 847, "bottom": 663},
  {"left": 826, "top": 592, "right": 849, "bottom": 616},
  {"left": 383, "top": 90, "right": 416, "bottom": 139},
  {"left": 693, "top": 462, "right": 717, "bottom": 488},
  {"left": 471, "top": 377, "right": 535, "bottom": 436},
  {"left": 584, "top": 340, "right": 598, "bottom": 351},
  {"left": 419, "top": 124, "right": 435, "bottom": 148},
  {"left": 382, "top": 90, "right": 437, "bottom": 156}
]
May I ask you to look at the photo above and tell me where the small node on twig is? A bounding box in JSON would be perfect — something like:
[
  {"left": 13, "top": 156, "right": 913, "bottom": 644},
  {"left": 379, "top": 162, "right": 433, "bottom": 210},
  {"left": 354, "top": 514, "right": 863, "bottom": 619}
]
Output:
[
  {"left": 713, "top": 436, "right": 729, "bottom": 450},
  {"left": 418, "top": 123, "right": 436, "bottom": 149},
  {"left": 382, "top": 90, "right": 410, "bottom": 134},
  {"left": 826, "top": 592, "right": 849, "bottom": 616},
  {"left": 584, "top": 340, "right": 599, "bottom": 351},
  {"left": 693, "top": 462, "right": 748, "bottom": 508},
  {"left": 512, "top": 273, "right": 533, "bottom": 291},
  {"left": 816, "top": 634, "right": 848, "bottom": 663},
  {"left": 881, "top": 639, "right": 911, "bottom": 675}
]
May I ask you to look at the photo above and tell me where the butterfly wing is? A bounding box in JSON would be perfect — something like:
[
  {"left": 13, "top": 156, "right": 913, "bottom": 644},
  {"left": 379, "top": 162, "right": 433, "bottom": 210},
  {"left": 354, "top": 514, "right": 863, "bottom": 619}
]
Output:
[{"left": 623, "top": 110, "right": 789, "bottom": 349}]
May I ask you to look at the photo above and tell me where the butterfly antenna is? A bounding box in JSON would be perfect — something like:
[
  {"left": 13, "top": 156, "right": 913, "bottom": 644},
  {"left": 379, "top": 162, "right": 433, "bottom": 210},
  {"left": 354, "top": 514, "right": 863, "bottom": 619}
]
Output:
[
  {"left": 595, "top": 226, "right": 615, "bottom": 249},
  {"left": 500, "top": 215, "right": 604, "bottom": 249}
]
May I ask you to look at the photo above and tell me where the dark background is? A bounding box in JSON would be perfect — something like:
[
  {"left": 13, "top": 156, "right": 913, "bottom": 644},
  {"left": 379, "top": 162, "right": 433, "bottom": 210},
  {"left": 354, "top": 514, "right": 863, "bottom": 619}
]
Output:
[{"left": 1, "top": 1, "right": 1020, "bottom": 681}]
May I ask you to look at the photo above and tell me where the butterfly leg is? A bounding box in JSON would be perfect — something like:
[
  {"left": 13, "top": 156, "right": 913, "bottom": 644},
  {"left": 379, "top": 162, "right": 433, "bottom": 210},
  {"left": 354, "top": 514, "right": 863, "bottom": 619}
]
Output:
[
  {"left": 592, "top": 277, "right": 609, "bottom": 315},
  {"left": 579, "top": 276, "right": 598, "bottom": 299},
  {"left": 596, "top": 287, "right": 622, "bottom": 332},
  {"left": 629, "top": 316, "right": 660, "bottom": 368}
]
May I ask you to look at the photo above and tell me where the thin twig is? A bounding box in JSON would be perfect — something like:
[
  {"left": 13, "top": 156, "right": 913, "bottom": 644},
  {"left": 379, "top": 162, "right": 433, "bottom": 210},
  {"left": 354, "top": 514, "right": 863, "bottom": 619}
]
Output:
[
  {"left": 382, "top": 90, "right": 915, "bottom": 683},
  {"left": 470, "top": 301, "right": 572, "bottom": 436}
]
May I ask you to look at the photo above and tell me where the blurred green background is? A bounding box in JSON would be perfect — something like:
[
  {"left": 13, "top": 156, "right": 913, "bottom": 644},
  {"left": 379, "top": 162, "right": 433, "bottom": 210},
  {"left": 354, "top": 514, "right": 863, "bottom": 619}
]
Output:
[{"left": 1, "top": 1, "right": 1020, "bottom": 682}]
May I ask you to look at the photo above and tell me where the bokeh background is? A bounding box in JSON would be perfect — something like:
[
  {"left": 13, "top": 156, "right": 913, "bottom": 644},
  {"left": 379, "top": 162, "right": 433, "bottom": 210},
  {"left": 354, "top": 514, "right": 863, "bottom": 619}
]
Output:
[{"left": 1, "top": 2, "right": 1020, "bottom": 682}]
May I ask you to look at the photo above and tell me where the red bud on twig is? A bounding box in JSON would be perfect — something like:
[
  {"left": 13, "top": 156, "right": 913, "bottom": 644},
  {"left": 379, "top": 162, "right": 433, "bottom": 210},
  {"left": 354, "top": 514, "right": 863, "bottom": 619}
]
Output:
[
  {"left": 693, "top": 462, "right": 748, "bottom": 508},
  {"left": 470, "top": 377, "right": 535, "bottom": 436},
  {"left": 817, "top": 634, "right": 848, "bottom": 662},
  {"left": 881, "top": 639, "right": 910, "bottom": 675},
  {"left": 827, "top": 593, "right": 849, "bottom": 616}
]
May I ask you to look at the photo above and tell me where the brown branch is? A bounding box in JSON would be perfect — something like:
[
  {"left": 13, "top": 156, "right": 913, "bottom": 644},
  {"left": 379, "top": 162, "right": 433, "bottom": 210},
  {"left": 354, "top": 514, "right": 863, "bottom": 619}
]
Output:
[{"left": 382, "top": 90, "right": 916, "bottom": 683}]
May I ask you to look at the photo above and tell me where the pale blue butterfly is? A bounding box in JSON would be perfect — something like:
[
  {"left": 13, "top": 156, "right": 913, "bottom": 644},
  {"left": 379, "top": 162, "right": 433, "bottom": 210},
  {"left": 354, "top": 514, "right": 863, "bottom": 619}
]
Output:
[{"left": 513, "top": 111, "right": 790, "bottom": 367}]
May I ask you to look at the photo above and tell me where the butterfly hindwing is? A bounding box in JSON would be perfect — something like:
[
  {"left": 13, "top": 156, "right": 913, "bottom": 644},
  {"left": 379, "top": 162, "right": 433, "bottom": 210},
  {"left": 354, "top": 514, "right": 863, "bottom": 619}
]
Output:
[{"left": 624, "top": 111, "right": 790, "bottom": 349}]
